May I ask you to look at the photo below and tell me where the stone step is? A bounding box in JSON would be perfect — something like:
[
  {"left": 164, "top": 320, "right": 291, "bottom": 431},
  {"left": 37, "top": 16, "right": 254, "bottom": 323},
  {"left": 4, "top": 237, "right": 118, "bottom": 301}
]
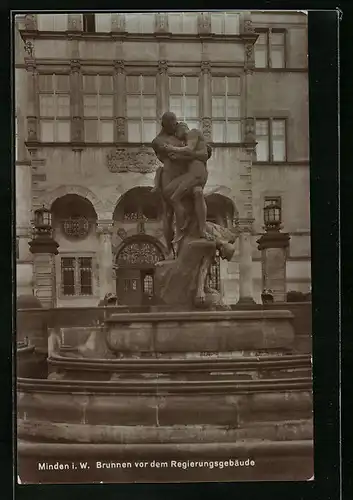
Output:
[{"left": 18, "top": 419, "right": 313, "bottom": 444}]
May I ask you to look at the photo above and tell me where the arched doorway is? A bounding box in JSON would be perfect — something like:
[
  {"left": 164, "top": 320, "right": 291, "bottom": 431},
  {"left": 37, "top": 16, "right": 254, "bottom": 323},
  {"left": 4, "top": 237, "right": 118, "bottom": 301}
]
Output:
[{"left": 115, "top": 238, "right": 165, "bottom": 306}]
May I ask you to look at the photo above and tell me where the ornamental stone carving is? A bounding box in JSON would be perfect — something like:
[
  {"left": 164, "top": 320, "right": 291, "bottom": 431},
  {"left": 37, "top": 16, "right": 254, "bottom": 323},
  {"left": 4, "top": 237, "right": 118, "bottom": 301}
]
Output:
[
  {"left": 24, "top": 40, "right": 34, "bottom": 57},
  {"left": 201, "top": 61, "right": 211, "bottom": 74},
  {"left": 158, "top": 60, "right": 168, "bottom": 74},
  {"left": 62, "top": 216, "right": 90, "bottom": 239},
  {"left": 117, "top": 241, "right": 163, "bottom": 267},
  {"left": 156, "top": 13, "right": 168, "bottom": 32},
  {"left": 198, "top": 13, "right": 211, "bottom": 34},
  {"left": 245, "top": 43, "right": 255, "bottom": 73},
  {"left": 114, "top": 60, "right": 125, "bottom": 73},
  {"left": 27, "top": 118, "right": 38, "bottom": 141},
  {"left": 117, "top": 228, "right": 127, "bottom": 240},
  {"left": 202, "top": 117, "right": 212, "bottom": 142},
  {"left": 244, "top": 117, "right": 256, "bottom": 143},
  {"left": 116, "top": 117, "right": 126, "bottom": 140},
  {"left": 72, "top": 116, "right": 83, "bottom": 142},
  {"left": 244, "top": 20, "right": 255, "bottom": 33},
  {"left": 24, "top": 14, "right": 36, "bottom": 30},
  {"left": 106, "top": 146, "right": 162, "bottom": 174}
]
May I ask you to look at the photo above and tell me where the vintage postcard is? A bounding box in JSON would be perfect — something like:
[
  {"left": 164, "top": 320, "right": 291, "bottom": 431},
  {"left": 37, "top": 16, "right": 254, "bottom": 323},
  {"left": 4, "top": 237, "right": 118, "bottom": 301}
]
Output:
[{"left": 15, "top": 10, "right": 314, "bottom": 484}]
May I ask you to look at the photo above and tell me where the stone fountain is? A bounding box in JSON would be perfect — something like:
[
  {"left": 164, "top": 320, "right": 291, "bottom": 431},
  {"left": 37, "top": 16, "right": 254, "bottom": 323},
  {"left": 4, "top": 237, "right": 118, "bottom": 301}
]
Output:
[{"left": 17, "top": 115, "right": 313, "bottom": 483}]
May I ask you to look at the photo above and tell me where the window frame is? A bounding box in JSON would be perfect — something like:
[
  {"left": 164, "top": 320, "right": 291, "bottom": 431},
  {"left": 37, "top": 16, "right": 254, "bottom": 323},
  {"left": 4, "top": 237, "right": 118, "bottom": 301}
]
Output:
[
  {"left": 255, "top": 117, "right": 288, "bottom": 163},
  {"left": 254, "top": 28, "right": 287, "bottom": 69},
  {"left": 124, "top": 13, "right": 156, "bottom": 33},
  {"left": 210, "top": 12, "right": 240, "bottom": 35},
  {"left": 59, "top": 254, "right": 95, "bottom": 297},
  {"left": 83, "top": 73, "right": 115, "bottom": 143},
  {"left": 126, "top": 74, "right": 158, "bottom": 143},
  {"left": 38, "top": 73, "right": 71, "bottom": 142},
  {"left": 167, "top": 12, "right": 198, "bottom": 34},
  {"left": 211, "top": 75, "right": 242, "bottom": 143},
  {"left": 168, "top": 75, "right": 201, "bottom": 130}
]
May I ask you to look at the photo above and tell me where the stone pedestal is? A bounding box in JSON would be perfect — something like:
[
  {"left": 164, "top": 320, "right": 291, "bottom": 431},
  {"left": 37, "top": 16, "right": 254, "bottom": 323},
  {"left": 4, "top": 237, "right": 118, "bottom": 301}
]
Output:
[
  {"left": 155, "top": 238, "right": 216, "bottom": 308},
  {"left": 237, "top": 224, "right": 255, "bottom": 305},
  {"left": 97, "top": 222, "right": 114, "bottom": 300},
  {"left": 257, "top": 230, "right": 291, "bottom": 302},
  {"left": 29, "top": 235, "right": 59, "bottom": 308}
]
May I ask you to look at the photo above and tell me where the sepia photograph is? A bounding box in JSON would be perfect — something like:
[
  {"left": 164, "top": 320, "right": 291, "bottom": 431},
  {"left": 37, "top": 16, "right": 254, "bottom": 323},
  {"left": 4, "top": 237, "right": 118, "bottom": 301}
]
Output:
[{"left": 15, "top": 10, "right": 313, "bottom": 484}]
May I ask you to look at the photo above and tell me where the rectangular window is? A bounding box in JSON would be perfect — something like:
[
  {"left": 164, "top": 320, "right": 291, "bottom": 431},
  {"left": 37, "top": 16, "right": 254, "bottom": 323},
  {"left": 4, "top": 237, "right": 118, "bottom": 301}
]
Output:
[
  {"left": 211, "top": 76, "right": 241, "bottom": 142},
  {"left": 169, "top": 75, "right": 200, "bottom": 129},
  {"left": 37, "top": 14, "right": 68, "bottom": 31},
  {"left": 61, "top": 256, "right": 93, "bottom": 296},
  {"left": 254, "top": 29, "right": 286, "bottom": 69},
  {"left": 210, "top": 12, "right": 240, "bottom": 34},
  {"left": 83, "top": 14, "right": 96, "bottom": 33},
  {"left": 125, "top": 13, "right": 155, "bottom": 33},
  {"left": 255, "top": 118, "right": 287, "bottom": 162},
  {"left": 83, "top": 74, "right": 114, "bottom": 142},
  {"left": 168, "top": 12, "right": 198, "bottom": 33},
  {"left": 38, "top": 74, "right": 71, "bottom": 142},
  {"left": 126, "top": 75, "right": 157, "bottom": 142}
]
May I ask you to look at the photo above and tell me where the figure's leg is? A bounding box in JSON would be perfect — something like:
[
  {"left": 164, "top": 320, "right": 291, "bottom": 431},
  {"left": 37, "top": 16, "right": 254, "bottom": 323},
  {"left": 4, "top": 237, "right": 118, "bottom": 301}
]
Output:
[
  {"left": 151, "top": 166, "right": 162, "bottom": 193},
  {"left": 195, "top": 256, "right": 212, "bottom": 306},
  {"left": 161, "top": 199, "right": 174, "bottom": 258},
  {"left": 169, "top": 172, "right": 198, "bottom": 203},
  {"left": 193, "top": 186, "right": 207, "bottom": 238}
]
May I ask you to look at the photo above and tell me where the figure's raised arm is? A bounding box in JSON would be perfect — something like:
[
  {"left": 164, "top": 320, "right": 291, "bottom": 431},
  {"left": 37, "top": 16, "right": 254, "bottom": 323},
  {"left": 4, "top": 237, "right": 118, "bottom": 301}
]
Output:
[{"left": 152, "top": 136, "right": 166, "bottom": 163}]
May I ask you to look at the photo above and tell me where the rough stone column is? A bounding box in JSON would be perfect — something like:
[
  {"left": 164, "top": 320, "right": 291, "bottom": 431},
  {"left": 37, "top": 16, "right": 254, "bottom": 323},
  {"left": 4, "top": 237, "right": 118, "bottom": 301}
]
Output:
[
  {"left": 70, "top": 58, "right": 83, "bottom": 144},
  {"left": 114, "top": 60, "right": 127, "bottom": 142},
  {"left": 257, "top": 231, "right": 291, "bottom": 302},
  {"left": 29, "top": 236, "right": 59, "bottom": 308},
  {"left": 97, "top": 222, "right": 114, "bottom": 299},
  {"left": 157, "top": 60, "right": 169, "bottom": 120},
  {"left": 237, "top": 220, "right": 255, "bottom": 305},
  {"left": 201, "top": 61, "right": 212, "bottom": 142}
]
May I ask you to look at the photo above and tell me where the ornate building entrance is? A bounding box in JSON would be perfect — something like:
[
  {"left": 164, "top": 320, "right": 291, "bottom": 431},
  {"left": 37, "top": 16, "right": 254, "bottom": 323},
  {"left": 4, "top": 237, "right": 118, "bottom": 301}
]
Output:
[{"left": 115, "top": 239, "right": 165, "bottom": 306}]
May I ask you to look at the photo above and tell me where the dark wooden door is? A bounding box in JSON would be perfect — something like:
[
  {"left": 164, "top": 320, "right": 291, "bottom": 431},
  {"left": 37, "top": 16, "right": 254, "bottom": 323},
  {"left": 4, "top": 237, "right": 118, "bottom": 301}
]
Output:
[{"left": 116, "top": 268, "right": 142, "bottom": 306}]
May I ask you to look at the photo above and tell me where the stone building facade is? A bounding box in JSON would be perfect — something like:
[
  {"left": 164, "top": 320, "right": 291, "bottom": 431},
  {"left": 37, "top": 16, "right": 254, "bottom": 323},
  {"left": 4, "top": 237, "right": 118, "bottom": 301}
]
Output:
[{"left": 15, "top": 11, "right": 310, "bottom": 307}]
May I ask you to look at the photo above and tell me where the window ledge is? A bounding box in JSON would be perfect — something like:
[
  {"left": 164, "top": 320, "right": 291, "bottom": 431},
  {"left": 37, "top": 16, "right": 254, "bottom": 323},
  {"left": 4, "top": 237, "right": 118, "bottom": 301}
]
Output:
[
  {"left": 253, "top": 67, "right": 308, "bottom": 73},
  {"left": 253, "top": 161, "right": 309, "bottom": 166}
]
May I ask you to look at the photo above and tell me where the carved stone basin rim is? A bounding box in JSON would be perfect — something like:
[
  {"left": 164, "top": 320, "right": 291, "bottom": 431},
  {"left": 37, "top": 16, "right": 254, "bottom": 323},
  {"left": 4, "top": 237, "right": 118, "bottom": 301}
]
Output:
[{"left": 105, "top": 310, "right": 294, "bottom": 323}]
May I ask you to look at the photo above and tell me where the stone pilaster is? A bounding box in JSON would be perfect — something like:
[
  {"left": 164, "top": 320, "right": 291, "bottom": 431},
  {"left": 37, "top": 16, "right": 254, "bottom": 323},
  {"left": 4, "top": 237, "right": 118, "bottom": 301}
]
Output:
[
  {"left": 237, "top": 219, "right": 255, "bottom": 305},
  {"left": 155, "top": 13, "right": 168, "bottom": 33},
  {"left": 111, "top": 13, "right": 126, "bottom": 32},
  {"left": 24, "top": 14, "right": 37, "bottom": 31},
  {"left": 257, "top": 231, "right": 291, "bottom": 302},
  {"left": 25, "top": 56, "right": 39, "bottom": 145},
  {"left": 198, "top": 12, "right": 211, "bottom": 35},
  {"left": 201, "top": 61, "right": 212, "bottom": 141},
  {"left": 157, "top": 60, "right": 169, "bottom": 120},
  {"left": 29, "top": 236, "right": 59, "bottom": 308},
  {"left": 70, "top": 59, "right": 83, "bottom": 145},
  {"left": 114, "top": 60, "right": 126, "bottom": 142},
  {"left": 97, "top": 222, "right": 114, "bottom": 299},
  {"left": 68, "top": 14, "right": 82, "bottom": 32}
]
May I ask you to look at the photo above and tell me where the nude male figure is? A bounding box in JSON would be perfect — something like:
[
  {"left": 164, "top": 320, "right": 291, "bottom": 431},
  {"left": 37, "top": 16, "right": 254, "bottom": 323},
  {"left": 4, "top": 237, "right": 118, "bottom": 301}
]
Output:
[{"left": 160, "top": 122, "right": 210, "bottom": 238}]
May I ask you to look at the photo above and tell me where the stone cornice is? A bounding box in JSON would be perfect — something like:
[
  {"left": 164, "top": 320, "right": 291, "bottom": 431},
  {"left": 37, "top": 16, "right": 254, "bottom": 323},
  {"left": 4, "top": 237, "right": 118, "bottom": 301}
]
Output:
[
  {"left": 19, "top": 30, "right": 256, "bottom": 45},
  {"left": 25, "top": 141, "right": 258, "bottom": 149}
]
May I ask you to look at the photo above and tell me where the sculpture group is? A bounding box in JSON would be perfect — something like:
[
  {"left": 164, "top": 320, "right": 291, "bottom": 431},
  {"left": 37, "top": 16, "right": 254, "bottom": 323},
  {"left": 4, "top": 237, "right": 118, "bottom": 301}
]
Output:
[{"left": 152, "top": 112, "right": 237, "bottom": 309}]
